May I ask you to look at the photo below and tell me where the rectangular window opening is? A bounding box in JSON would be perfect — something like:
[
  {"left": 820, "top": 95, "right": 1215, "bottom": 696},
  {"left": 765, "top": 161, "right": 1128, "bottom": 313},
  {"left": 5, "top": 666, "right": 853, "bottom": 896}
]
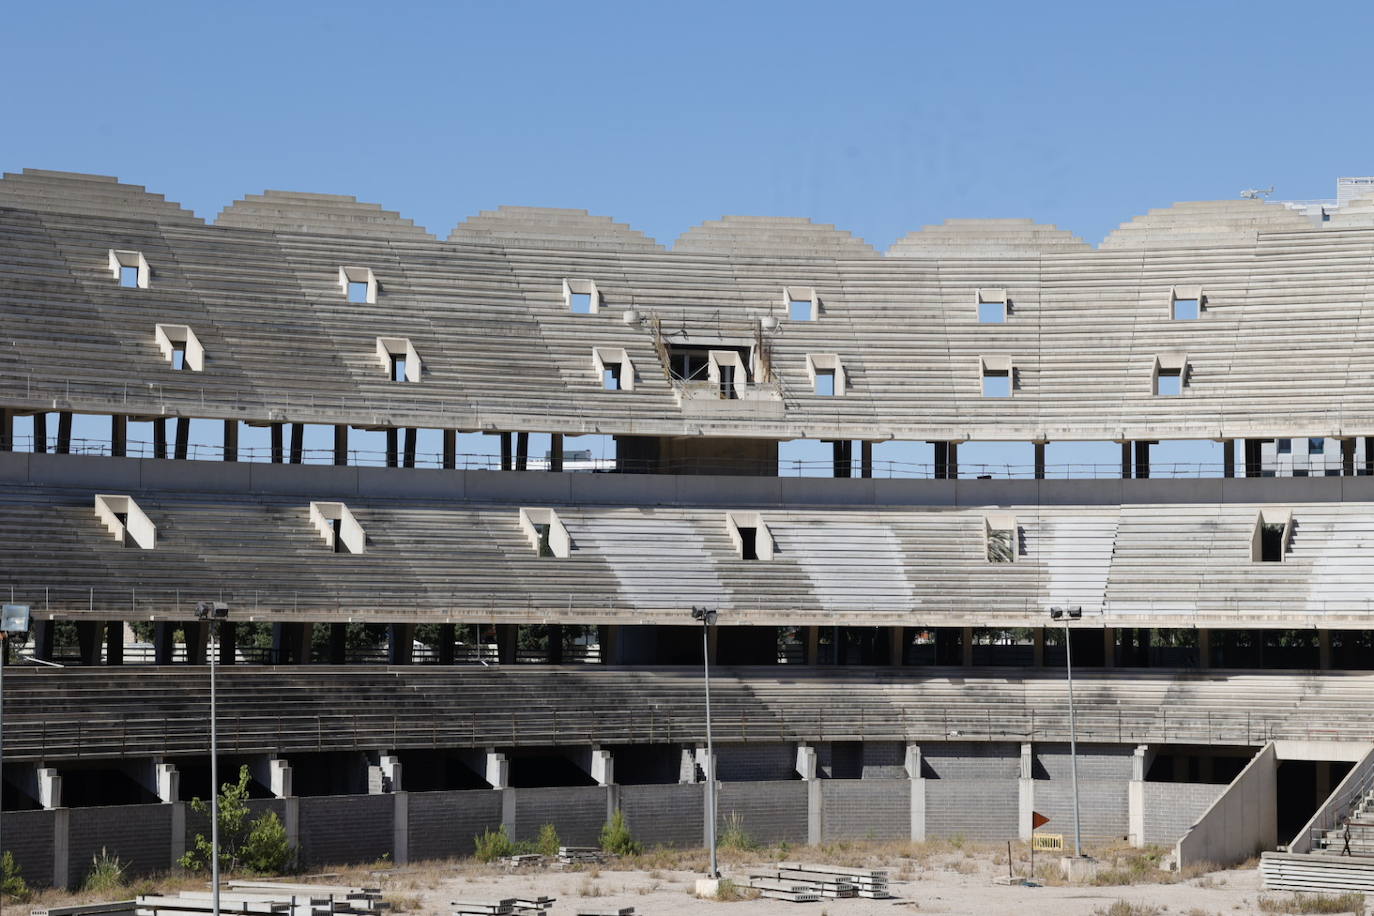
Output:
[
  {"left": 789, "top": 299, "right": 813, "bottom": 321},
  {"left": 170, "top": 345, "right": 187, "bottom": 372},
  {"left": 987, "top": 528, "right": 1014, "bottom": 563},
  {"left": 1309, "top": 437, "right": 1325, "bottom": 454},
  {"left": 1172, "top": 298, "right": 1199, "bottom": 320},
  {"left": 982, "top": 370, "right": 1011, "bottom": 398},
  {"left": 603, "top": 365, "right": 621, "bottom": 391},
  {"left": 1156, "top": 369, "right": 1182, "bottom": 396},
  {"left": 815, "top": 368, "right": 836, "bottom": 397},
  {"left": 719, "top": 364, "right": 738, "bottom": 399},
  {"left": 739, "top": 527, "right": 759, "bottom": 561},
  {"left": 1277, "top": 438, "right": 1292, "bottom": 454},
  {"left": 570, "top": 292, "right": 593, "bottom": 314},
  {"left": 1260, "top": 523, "right": 1285, "bottom": 562},
  {"left": 331, "top": 518, "right": 345, "bottom": 554},
  {"left": 534, "top": 523, "right": 553, "bottom": 558},
  {"left": 390, "top": 355, "right": 407, "bottom": 383},
  {"left": 347, "top": 280, "right": 369, "bottom": 304},
  {"left": 119, "top": 265, "right": 140, "bottom": 288},
  {"left": 978, "top": 301, "right": 1006, "bottom": 324}
]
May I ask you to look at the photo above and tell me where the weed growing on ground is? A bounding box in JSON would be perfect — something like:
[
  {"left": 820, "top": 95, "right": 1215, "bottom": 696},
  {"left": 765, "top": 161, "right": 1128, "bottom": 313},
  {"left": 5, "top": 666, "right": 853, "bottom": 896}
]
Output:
[
  {"left": 1092, "top": 902, "right": 1163, "bottom": 916},
  {"left": 81, "top": 848, "right": 127, "bottom": 894},
  {"left": 712, "top": 878, "right": 759, "bottom": 902},
  {"left": 718, "top": 812, "right": 757, "bottom": 852},
  {"left": 1257, "top": 891, "right": 1367, "bottom": 914}
]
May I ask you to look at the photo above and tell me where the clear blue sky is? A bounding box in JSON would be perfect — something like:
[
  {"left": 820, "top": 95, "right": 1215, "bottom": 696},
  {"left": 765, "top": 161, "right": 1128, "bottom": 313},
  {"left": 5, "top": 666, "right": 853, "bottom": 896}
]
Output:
[
  {"left": 4, "top": 0, "right": 1370, "bottom": 250},
  {"left": 2, "top": 1, "right": 1368, "bottom": 474}
]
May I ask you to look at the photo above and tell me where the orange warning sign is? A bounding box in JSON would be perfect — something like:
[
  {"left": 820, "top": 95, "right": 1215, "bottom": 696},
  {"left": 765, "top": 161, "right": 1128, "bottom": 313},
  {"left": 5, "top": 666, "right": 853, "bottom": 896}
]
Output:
[{"left": 1032, "top": 811, "right": 1050, "bottom": 829}]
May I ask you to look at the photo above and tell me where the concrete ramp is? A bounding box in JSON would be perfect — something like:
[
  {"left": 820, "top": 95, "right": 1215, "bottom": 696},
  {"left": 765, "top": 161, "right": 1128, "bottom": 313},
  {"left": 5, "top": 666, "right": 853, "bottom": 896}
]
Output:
[{"left": 1176, "top": 742, "right": 1277, "bottom": 868}]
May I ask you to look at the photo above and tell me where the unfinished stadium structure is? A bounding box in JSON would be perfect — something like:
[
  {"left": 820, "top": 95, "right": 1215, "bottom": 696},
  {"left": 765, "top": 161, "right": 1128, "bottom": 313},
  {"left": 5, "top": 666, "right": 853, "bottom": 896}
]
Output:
[{"left": 6, "top": 168, "right": 1374, "bottom": 889}]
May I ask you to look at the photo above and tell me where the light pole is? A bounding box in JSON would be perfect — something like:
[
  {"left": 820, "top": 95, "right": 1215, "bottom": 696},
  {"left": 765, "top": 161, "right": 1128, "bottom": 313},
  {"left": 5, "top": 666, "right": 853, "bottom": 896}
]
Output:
[
  {"left": 196, "top": 602, "right": 229, "bottom": 916},
  {"left": 1049, "top": 606, "right": 1084, "bottom": 859},
  {"left": 691, "top": 606, "right": 719, "bottom": 879},
  {"left": 0, "top": 604, "right": 29, "bottom": 916}
]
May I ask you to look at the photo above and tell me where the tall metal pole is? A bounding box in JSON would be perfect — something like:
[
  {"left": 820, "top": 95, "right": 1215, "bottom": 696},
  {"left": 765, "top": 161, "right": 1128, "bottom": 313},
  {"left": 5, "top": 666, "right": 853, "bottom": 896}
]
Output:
[
  {"left": 1065, "top": 622, "right": 1082, "bottom": 858},
  {"left": 208, "top": 623, "right": 219, "bottom": 916},
  {"left": 702, "top": 619, "right": 718, "bottom": 879},
  {"left": 1, "top": 633, "right": 6, "bottom": 916}
]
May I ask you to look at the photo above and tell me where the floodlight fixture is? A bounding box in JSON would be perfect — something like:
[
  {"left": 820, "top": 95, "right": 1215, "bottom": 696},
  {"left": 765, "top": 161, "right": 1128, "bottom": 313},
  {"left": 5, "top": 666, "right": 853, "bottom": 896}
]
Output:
[
  {"left": 1, "top": 604, "right": 30, "bottom": 634},
  {"left": 195, "top": 601, "right": 229, "bottom": 621},
  {"left": 691, "top": 606, "right": 718, "bottom": 626}
]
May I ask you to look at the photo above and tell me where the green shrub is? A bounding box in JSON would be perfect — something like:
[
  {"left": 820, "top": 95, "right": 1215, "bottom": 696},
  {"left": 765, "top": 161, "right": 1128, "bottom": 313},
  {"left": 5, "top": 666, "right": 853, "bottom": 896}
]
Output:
[
  {"left": 240, "top": 811, "right": 292, "bottom": 874},
  {"left": 82, "top": 847, "right": 127, "bottom": 894},
  {"left": 718, "top": 812, "right": 756, "bottom": 851},
  {"left": 474, "top": 825, "right": 516, "bottom": 863},
  {"left": 599, "top": 809, "right": 641, "bottom": 856},
  {"left": 535, "top": 823, "right": 560, "bottom": 857},
  {"left": 2, "top": 851, "right": 30, "bottom": 901},
  {"left": 179, "top": 765, "right": 295, "bottom": 875}
]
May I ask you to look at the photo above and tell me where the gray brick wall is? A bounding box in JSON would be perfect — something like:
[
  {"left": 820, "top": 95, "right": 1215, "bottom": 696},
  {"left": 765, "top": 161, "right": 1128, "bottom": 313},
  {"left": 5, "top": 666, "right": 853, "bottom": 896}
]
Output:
[
  {"left": 717, "top": 780, "right": 807, "bottom": 845},
  {"left": 921, "top": 742, "right": 1021, "bottom": 780},
  {"left": 513, "top": 786, "right": 608, "bottom": 846},
  {"left": 1036, "top": 744, "right": 1134, "bottom": 781},
  {"left": 68, "top": 804, "right": 173, "bottom": 887},
  {"left": 1142, "top": 781, "right": 1225, "bottom": 847},
  {"left": 925, "top": 778, "right": 1019, "bottom": 841},
  {"left": 861, "top": 742, "right": 908, "bottom": 779},
  {"left": 407, "top": 789, "right": 502, "bottom": 861},
  {"left": 822, "top": 779, "right": 909, "bottom": 841},
  {"left": 2, "top": 810, "right": 54, "bottom": 887},
  {"left": 716, "top": 743, "right": 796, "bottom": 781},
  {"left": 1033, "top": 780, "right": 1128, "bottom": 842},
  {"left": 620, "top": 783, "right": 704, "bottom": 848},
  {"left": 298, "top": 794, "right": 393, "bottom": 866}
]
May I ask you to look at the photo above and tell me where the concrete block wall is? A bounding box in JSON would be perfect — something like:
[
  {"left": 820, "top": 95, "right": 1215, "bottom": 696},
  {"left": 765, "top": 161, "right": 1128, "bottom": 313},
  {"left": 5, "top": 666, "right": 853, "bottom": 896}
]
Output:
[
  {"left": 512, "top": 786, "right": 607, "bottom": 847},
  {"left": 924, "top": 778, "right": 1019, "bottom": 841},
  {"left": 1142, "top": 782, "right": 1226, "bottom": 847},
  {"left": 406, "top": 789, "right": 503, "bottom": 861},
  {"left": 620, "top": 783, "right": 704, "bottom": 848},
  {"left": 67, "top": 804, "right": 173, "bottom": 888},
  {"left": 860, "top": 742, "right": 909, "bottom": 779},
  {"left": 717, "top": 780, "right": 808, "bottom": 844},
  {"left": 821, "top": 779, "right": 910, "bottom": 842},
  {"left": 1033, "top": 780, "right": 1129, "bottom": 842},
  {"left": 2, "top": 810, "right": 55, "bottom": 887},
  {"left": 921, "top": 741, "right": 1021, "bottom": 779},
  {"left": 1036, "top": 744, "right": 1135, "bottom": 781},
  {"left": 298, "top": 794, "right": 394, "bottom": 866},
  {"left": 715, "top": 743, "right": 798, "bottom": 781}
]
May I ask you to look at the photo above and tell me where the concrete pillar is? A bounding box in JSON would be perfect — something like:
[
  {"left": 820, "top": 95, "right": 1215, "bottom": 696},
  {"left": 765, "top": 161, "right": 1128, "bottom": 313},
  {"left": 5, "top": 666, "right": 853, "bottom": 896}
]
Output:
[
  {"left": 369, "top": 754, "right": 402, "bottom": 794},
  {"left": 495, "top": 624, "right": 517, "bottom": 665},
  {"left": 21, "top": 766, "right": 63, "bottom": 809},
  {"left": 889, "top": 627, "right": 905, "bottom": 666},
  {"left": 1128, "top": 744, "right": 1150, "bottom": 847},
  {"left": 933, "top": 441, "right": 959, "bottom": 479},
  {"left": 1342, "top": 439, "right": 1356, "bottom": 477},
  {"left": 546, "top": 624, "right": 564, "bottom": 664},
  {"left": 53, "top": 807, "right": 69, "bottom": 890},
  {"left": 1032, "top": 628, "right": 1045, "bottom": 667},
  {"left": 269, "top": 423, "right": 283, "bottom": 463},
  {"left": 402, "top": 428, "right": 417, "bottom": 468},
  {"left": 183, "top": 620, "right": 208, "bottom": 666},
  {"left": 271, "top": 622, "right": 313, "bottom": 665},
  {"left": 287, "top": 422, "right": 303, "bottom": 464},
  {"left": 589, "top": 748, "right": 614, "bottom": 787},
  {"left": 831, "top": 440, "right": 852, "bottom": 478},
  {"left": 797, "top": 745, "right": 822, "bottom": 845},
  {"left": 105, "top": 620, "right": 124, "bottom": 666},
  {"left": 1134, "top": 440, "right": 1151, "bottom": 479},
  {"left": 223, "top": 420, "right": 238, "bottom": 462},
  {"left": 33, "top": 412, "right": 48, "bottom": 453},
  {"left": 1033, "top": 441, "right": 1046, "bottom": 480},
  {"left": 1103, "top": 627, "right": 1116, "bottom": 668},
  {"left": 696, "top": 746, "right": 719, "bottom": 848},
  {"left": 56, "top": 411, "right": 72, "bottom": 454},
  {"left": 385, "top": 428, "right": 399, "bottom": 467},
  {"left": 283, "top": 796, "right": 300, "bottom": 853},
  {"left": 906, "top": 744, "right": 926, "bottom": 842},
  {"left": 549, "top": 433, "right": 563, "bottom": 472},
  {"left": 442, "top": 429, "right": 457, "bottom": 470},
  {"left": 1366, "top": 437, "right": 1374, "bottom": 477},
  {"left": 499, "top": 432, "right": 512, "bottom": 471},
  {"left": 218, "top": 620, "right": 236, "bottom": 666},
  {"left": 1120, "top": 440, "right": 1131, "bottom": 479},
  {"left": 1197, "top": 629, "right": 1211, "bottom": 669},
  {"left": 171, "top": 799, "right": 185, "bottom": 867},
  {"left": 679, "top": 747, "right": 700, "bottom": 784},
  {"left": 961, "top": 627, "right": 974, "bottom": 667},
  {"left": 388, "top": 623, "right": 415, "bottom": 665},
  {"left": 393, "top": 791, "right": 409, "bottom": 866},
  {"left": 110, "top": 415, "right": 127, "bottom": 458},
  {"left": 803, "top": 626, "right": 819, "bottom": 665},
  {"left": 151, "top": 417, "right": 165, "bottom": 460},
  {"left": 1018, "top": 743, "right": 1034, "bottom": 841},
  {"left": 860, "top": 440, "right": 873, "bottom": 479},
  {"left": 1222, "top": 439, "right": 1234, "bottom": 478},
  {"left": 515, "top": 432, "right": 529, "bottom": 471},
  {"left": 333, "top": 425, "right": 349, "bottom": 466},
  {"left": 75, "top": 621, "right": 100, "bottom": 666},
  {"left": 0, "top": 407, "right": 11, "bottom": 451},
  {"left": 1244, "top": 439, "right": 1264, "bottom": 478},
  {"left": 174, "top": 416, "right": 190, "bottom": 461},
  {"left": 249, "top": 757, "right": 292, "bottom": 798},
  {"left": 153, "top": 621, "right": 176, "bottom": 665},
  {"left": 1319, "top": 630, "right": 1332, "bottom": 669},
  {"left": 485, "top": 750, "right": 509, "bottom": 789},
  {"left": 438, "top": 623, "right": 456, "bottom": 665},
  {"left": 326, "top": 622, "right": 347, "bottom": 664},
  {"left": 127, "top": 761, "right": 179, "bottom": 803}
]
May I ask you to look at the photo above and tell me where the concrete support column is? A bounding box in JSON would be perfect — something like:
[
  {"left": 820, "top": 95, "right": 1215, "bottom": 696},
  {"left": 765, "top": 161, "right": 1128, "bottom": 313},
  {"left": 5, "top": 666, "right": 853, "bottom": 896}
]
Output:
[
  {"left": 385, "top": 428, "right": 399, "bottom": 467},
  {"left": 1319, "top": 630, "right": 1333, "bottom": 669},
  {"left": 495, "top": 624, "right": 518, "bottom": 664},
  {"left": 1343, "top": 439, "right": 1357, "bottom": 477},
  {"left": 1018, "top": 743, "right": 1034, "bottom": 841},
  {"left": 53, "top": 807, "right": 69, "bottom": 890},
  {"left": 271, "top": 622, "right": 313, "bottom": 665},
  {"left": 797, "top": 744, "right": 822, "bottom": 845},
  {"left": 831, "top": 440, "right": 852, "bottom": 478},
  {"left": 803, "top": 626, "right": 819, "bottom": 666},
  {"left": 1221, "top": 439, "right": 1234, "bottom": 478},
  {"left": 388, "top": 623, "right": 415, "bottom": 665},
  {"left": 250, "top": 757, "right": 293, "bottom": 798},
  {"left": 1133, "top": 440, "right": 1151, "bottom": 479},
  {"left": 860, "top": 440, "right": 873, "bottom": 478},
  {"left": 1032, "top": 628, "right": 1045, "bottom": 667},
  {"left": 283, "top": 796, "right": 300, "bottom": 854},
  {"left": 1197, "top": 629, "right": 1211, "bottom": 669},
  {"left": 549, "top": 433, "right": 563, "bottom": 472},
  {"left": 696, "top": 746, "right": 719, "bottom": 848},
  {"left": 0, "top": 407, "right": 11, "bottom": 451},
  {"left": 174, "top": 416, "right": 190, "bottom": 461},
  {"left": 1128, "top": 744, "right": 1150, "bottom": 847},
  {"left": 588, "top": 748, "right": 614, "bottom": 787},
  {"left": 1033, "top": 441, "right": 1046, "bottom": 480},
  {"left": 223, "top": 420, "right": 238, "bottom": 462},
  {"left": 393, "top": 791, "right": 409, "bottom": 866},
  {"left": 906, "top": 744, "right": 926, "bottom": 841},
  {"left": 546, "top": 624, "right": 564, "bottom": 664},
  {"left": 21, "top": 766, "right": 63, "bottom": 809},
  {"left": 1120, "top": 441, "right": 1131, "bottom": 479},
  {"left": 485, "top": 750, "right": 510, "bottom": 790},
  {"left": 515, "top": 432, "right": 529, "bottom": 471},
  {"left": 961, "top": 627, "right": 974, "bottom": 667},
  {"left": 29, "top": 620, "right": 53, "bottom": 662},
  {"left": 56, "top": 411, "right": 72, "bottom": 454},
  {"left": 333, "top": 425, "right": 349, "bottom": 466},
  {"left": 287, "top": 422, "right": 304, "bottom": 464},
  {"left": 152, "top": 417, "right": 166, "bottom": 460},
  {"left": 218, "top": 620, "right": 236, "bottom": 666},
  {"left": 679, "top": 747, "right": 700, "bottom": 784},
  {"left": 153, "top": 620, "right": 176, "bottom": 665},
  {"left": 1244, "top": 439, "right": 1263, "bottom": 478},
  {"left": 437, "top": 623, "right": 456, "bottom": 665},
  {"left": 327, "top": 622, "right": 347, "bottom": 664},
  {"left": 442, "top": 430, "right": 457, "bottom": 470},
  {"left": 499, "top": 432, "right": 512, "bottom": 471},
  {"left": 402, "top": 428, "right": 417, "bottom": 468},
  {"left": 1366, "top": 437, "right": 1374, "bottom": 477},
  {"left": 33, "top": 412, "right": 48, "bottom": 454},
  {"left": 889, "top": 627, "right": 905, "bottom": 666},
  {"left": 1103, "top": 627, "right": 1116, "bottom": 668},
  {"left": 105, "top": 621, "right": 124, "bottom": 666},
  {"left": 183, "top": 620, "right": 208, "bottom": 666},
  {"left": 933, "top": 441, "right": 959, "bottom": 479},
  {"left": 269, "top": 423, "right": 284, "bottom": 463},
  {"left": 110, "top": 415, "right": 127, "bottom": 458},
  {"left": 75, "top": 621, "right": 101, "bottom": 665}
]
